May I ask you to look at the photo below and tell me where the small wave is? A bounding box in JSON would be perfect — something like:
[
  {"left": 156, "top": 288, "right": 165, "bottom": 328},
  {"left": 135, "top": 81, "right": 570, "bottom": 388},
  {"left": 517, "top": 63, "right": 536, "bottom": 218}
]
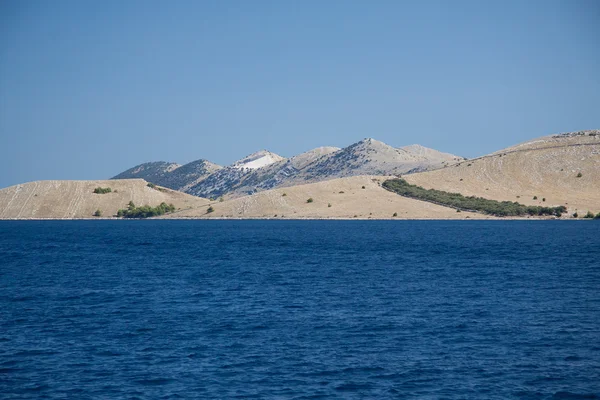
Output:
[
  {"left": 335, "top": 382, "right": 373, "bottom": 391},
  {"left": 552, "top": 392, "right": 600, "bottom": 399},
  {"left": 135, "top": 378, "right": 176, "bottom": 386}
]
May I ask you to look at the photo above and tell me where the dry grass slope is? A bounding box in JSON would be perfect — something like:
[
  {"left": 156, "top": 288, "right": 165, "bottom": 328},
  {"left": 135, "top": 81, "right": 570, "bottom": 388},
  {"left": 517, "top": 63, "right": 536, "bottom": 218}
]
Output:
[
  {"left": 405, "top": 133, "right": 600, "bottom": 214},
  {"left": 0, "top": 179, "right": 209, "bottom": 219},
  {"left": 165, "top": 175, "right": 487, "bottom": 219}
]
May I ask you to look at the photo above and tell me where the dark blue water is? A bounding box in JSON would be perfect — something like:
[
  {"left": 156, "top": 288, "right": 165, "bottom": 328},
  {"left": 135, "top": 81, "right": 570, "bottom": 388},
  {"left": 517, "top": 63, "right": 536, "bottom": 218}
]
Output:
[{"left": 1, "top": 221, "right": 599, "bottom": 399}]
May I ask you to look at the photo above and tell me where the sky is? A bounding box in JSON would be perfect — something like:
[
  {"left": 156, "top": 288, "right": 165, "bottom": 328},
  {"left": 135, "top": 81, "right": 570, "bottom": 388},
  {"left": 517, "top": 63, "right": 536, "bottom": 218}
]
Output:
[{"left": 0, "top": 0, "right": 599, "bottom": 188}]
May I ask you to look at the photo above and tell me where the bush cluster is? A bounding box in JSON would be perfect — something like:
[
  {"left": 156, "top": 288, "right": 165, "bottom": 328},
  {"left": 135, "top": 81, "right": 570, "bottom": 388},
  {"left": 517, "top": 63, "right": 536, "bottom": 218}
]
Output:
[
  {"left": 93, "top": 187, "right": 112, "bottom": 194},
  {"left": 382, "top": 179, "right": 566, "bottom": 217},
  {"left": 116, "top": 201, "right": 175, "bottom": 218},
  {"left": 583, "top": 211, "right": 600, "bottom": 219}
]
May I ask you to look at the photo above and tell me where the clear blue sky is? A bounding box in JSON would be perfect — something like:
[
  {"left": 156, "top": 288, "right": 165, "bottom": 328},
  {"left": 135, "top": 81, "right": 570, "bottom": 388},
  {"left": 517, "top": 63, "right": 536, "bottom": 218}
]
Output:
[{"left": 1, "top": 0, "right": 598, "bottom": 188}]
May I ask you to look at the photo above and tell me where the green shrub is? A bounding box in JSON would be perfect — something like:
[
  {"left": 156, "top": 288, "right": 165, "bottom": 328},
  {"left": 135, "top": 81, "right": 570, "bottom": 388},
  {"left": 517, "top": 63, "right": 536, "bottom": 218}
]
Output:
[
  {"left": 93, "top": 209, "right": 102, "bottom": 217},
  {"left": 146, "top": 182, "right": 167, "bottom": 192},
  {"left": 382, "top": 178, "right": 566, "bottom": 217},
  {"left": 576, "top": 172, "right": 583, "bottom": 178},
  {"left": 362, "top": 186, "right": 366, "bottom": 189},
  {"left": 307, "top": 198, "right": 314, "bottom": 203},
  {"left": 338, "top": 191, "right": 345, "bottom": 194},
  {"left": 533, "top": 196, "right": 538, "bottom": 200},
  {"left": 572, "top": 212, "right": 578, "bottom": 218},
  {"left": 595, "top": 212, "right": 600, "bottom": 220},
  {"left": 542, "top": 198, "right": 546, "bottom": 202},
  {"left": 328, "top": 203, "right": 332, "bottom": 207},
  {"left": 93, "top": 187, "right": 112, "bottom": 194},
  {"left": 282, "top": 193, "right": 287, "bottom": 197},
  {"left": 393, "top": 212, "right": 398, "bottom": 217},
  {"left": 584, "top": 211, "right": 595, "bottom": 219},
  {"left": 117, "top": 202, "right": 176, "bottom": 218},
  {"left": 219, "top": 197, "right": 224, "bottom": 202},
  {"left": 207, "top": 206, "right": 214, "bottom": 213}
]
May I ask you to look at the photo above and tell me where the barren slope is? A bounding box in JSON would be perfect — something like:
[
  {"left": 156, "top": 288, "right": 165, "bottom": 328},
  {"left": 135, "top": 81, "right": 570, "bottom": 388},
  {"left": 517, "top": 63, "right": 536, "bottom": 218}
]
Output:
[
  {"left": 0, "top": 179, "right": 209, "bottom": 219},
  {"left": 405, "top": 131, "right": 600, "bottom": 213},
  {"left": 166, "top": 175, "right": 485, "bottom": 219}
]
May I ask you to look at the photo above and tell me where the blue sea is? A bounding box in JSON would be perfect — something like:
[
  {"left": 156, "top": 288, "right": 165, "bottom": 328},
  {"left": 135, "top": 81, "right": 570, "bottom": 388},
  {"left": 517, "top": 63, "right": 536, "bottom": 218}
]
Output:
[{"left": 1, "top": 220, "right": 599, "bottom": 399}]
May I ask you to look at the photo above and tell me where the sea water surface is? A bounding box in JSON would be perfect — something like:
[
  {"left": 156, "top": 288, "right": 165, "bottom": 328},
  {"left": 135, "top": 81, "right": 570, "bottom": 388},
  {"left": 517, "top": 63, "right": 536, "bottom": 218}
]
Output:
[{"left": 1, "top": 220, "right": 599, "bottom": 399}]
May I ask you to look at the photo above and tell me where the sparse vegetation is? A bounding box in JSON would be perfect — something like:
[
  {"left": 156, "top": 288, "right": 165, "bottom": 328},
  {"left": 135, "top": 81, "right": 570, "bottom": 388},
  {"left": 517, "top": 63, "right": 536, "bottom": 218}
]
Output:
[
  {"left": 93, "top": 187, "right": 112, "bottom": 194},
  {"left": 282, "top": 193, "right": 287, "bottom": 197},
  {"left": 572, "top": 212, "right": 578, "bottom": 218},
  {"left": 306, "top": 198, "right": 314, "bottom": 203},
  {"left": 147, "top": 182, "right": 167, "bottom": 192},
  {"left": 393, "top": 212, "right": 397, "bottom": 217},
  {"left": 207, "top": 206, "right": 214, "bottom": 213},
  {"left": 219, "top": 197, "right": 224, "bottom": 202},
  {"left": 362, "top": 186, "right": 366, "bottom": 189},
  {"left": 93, "top": 209, "right": 102, "bottom": 217},
  {"left": 533, "top": 196, "right": 538, "bottom": 200},
  {"left": 576, "top": 172, "right": 583, "bottom": 178},
  {"left": 328, "top": 203, "right": 332, "bottom": 207},
  {"left": 596, "top": 213, "right": 600, "bottom": 219},
  {"left": 338, "top": 191, "right": 345, "bottom": 194},
  {"left": 116, "top": 202, "right": 176, "bottom": 218},
  {"left": 584, "top": 211, "right": 595, "bottom": 219},
  {"left": 542, "top": 198, "right": 546, "bottom": 202},
  {"left": 382, "top": 178, "right": 566, "bottom": 217}
]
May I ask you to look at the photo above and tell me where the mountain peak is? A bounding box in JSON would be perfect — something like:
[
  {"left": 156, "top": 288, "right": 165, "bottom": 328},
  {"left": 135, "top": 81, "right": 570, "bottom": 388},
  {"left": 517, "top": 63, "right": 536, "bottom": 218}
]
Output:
[
  {"left": 289, "top": 146, "right": 341, "bottom": 169},
  {"left": 356, "top": 137, "right": 387, "bottom": 146},
  {"left": 400, "top": 144, "right": 465, "bottom": 163},
  {"left": 231, "top": 150, "right": 286, "bottom": 170}
]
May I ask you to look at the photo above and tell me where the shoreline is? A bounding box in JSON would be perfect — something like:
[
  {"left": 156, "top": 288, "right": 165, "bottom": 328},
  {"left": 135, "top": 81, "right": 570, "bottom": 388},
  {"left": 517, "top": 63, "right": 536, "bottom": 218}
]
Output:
[{"left": 0, "top": 216, "right": 588, "bottom": 221}]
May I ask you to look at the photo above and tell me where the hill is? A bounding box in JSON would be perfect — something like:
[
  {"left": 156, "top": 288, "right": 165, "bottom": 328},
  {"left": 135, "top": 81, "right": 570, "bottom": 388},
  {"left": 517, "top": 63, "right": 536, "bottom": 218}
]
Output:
[
  {"left": 186, "top": 147, "right": 340, "bottom": 198},
  {"left": 0, "top": 179, "right": 209, "bottom": 219},
  {"left": 164, "top": 175, "right": 485, "bottom": 220},
  {"left": 404, "top": 130, "right": 600, "bottom": 214},
  {"left": 112, "top": 161, "right": 182, "bottom": 184},
  {"left": 300, "top": 138, "right": 463, "bottom": 179},
  {"left": 112, "top": 159, "right": 222, "bottom": 191}
]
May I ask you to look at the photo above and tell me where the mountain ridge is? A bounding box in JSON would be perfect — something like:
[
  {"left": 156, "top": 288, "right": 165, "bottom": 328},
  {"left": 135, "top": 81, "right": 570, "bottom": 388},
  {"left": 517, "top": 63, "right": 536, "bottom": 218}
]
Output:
[
  {"left": 3, "top": 130, "right": 599, "bottom": 219},
  {"left": 112, "top": 138, "right": 464, "bottom": 199}
]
